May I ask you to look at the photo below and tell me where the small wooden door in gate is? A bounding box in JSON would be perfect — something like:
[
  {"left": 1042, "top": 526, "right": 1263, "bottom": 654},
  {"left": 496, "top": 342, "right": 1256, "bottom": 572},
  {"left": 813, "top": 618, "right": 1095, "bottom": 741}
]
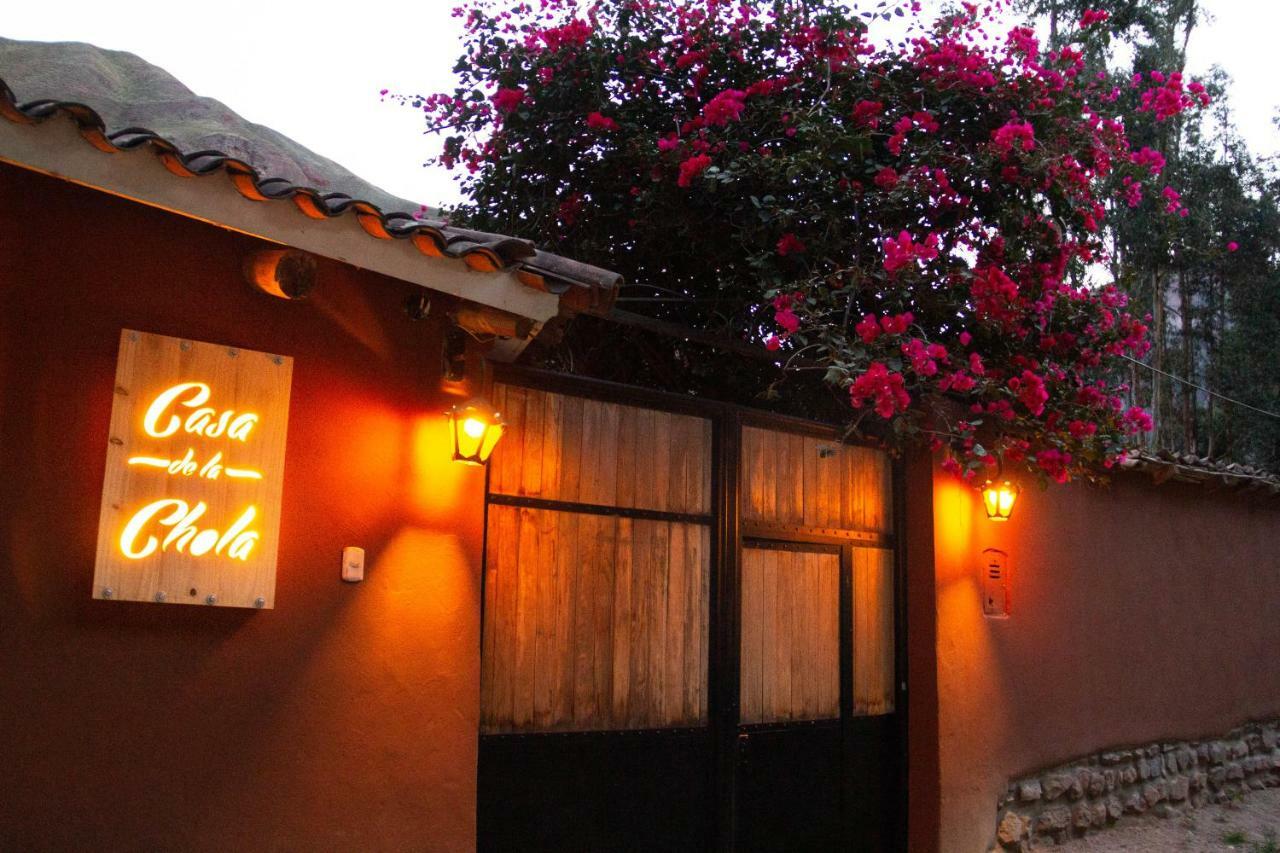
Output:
[{"left": 735, "top": 424, "right": 901, "bottom": 851}]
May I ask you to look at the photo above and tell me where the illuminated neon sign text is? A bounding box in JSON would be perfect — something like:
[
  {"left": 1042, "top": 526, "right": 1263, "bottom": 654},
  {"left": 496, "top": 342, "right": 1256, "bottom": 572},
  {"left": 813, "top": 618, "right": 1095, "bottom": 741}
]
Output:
[{"left": 120, "top": 381, "right": 265, "bottom": 561}]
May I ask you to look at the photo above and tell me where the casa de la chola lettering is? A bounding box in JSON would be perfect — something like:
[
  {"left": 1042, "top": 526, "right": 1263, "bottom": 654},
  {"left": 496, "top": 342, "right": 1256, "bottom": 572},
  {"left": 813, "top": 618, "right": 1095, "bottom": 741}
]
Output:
[{"left": 121, "top": 381, "right": 264, "bottom": 561}]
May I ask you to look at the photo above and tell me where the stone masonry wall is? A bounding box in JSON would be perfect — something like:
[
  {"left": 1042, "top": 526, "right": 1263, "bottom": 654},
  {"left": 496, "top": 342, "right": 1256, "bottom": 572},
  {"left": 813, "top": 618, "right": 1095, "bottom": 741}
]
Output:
[{"left": 993, "top": 720, "right": 1280, "bottom": 850}]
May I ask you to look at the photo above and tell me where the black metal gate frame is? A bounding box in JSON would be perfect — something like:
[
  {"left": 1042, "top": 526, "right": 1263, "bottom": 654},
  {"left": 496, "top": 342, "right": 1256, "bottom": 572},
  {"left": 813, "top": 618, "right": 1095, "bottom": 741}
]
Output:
[{"left": 481, "top": 364, "right": 911, "bottom": 852}]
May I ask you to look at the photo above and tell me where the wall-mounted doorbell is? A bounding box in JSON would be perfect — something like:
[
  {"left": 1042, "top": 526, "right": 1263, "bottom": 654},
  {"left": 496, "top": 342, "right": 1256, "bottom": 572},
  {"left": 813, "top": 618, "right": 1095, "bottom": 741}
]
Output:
[{"left": 982, "top": 548, "right": 1010, "bottom": 619}]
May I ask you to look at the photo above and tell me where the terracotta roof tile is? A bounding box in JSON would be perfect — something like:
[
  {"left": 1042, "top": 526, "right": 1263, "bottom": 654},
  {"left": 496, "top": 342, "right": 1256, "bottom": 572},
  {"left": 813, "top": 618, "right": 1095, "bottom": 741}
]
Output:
[{"left": 0, "top": 37, "right": 621, "bottom": 308}]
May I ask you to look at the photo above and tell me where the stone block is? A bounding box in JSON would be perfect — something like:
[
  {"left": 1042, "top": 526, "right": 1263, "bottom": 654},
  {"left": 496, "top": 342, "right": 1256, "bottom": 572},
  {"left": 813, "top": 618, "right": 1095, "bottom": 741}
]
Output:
[
  {"left": 1072, "top": 803, "right": 1093, "bottom": 830},
  {"left": 1168, "top": 776, "right": 1189, "bottom": 801},
  {"left": 1018, "top": 779, "right": 1042, "bottom": 802},
  {"left": 1142, "top": 781, "right": 1166, "bottom": 808},
  {"left": 1210, "top": 742, "right": 1227, "bottom": 765},
  {"left": 1042, "top": 773, "right": 1071, "bottom": 801},
  {"left": 1105, "top": 795, "right": 1123, "bottom": 821},
  {"left": 997, "top": 811, "right": 1029, "bottom": 846},
  {"left": 1035, "top": 806, "right": 1071, "bottom": 835},
  {"left": 1124, "top": 791, "right": 1147, "bottom": 815},
  {"left": 1226, "top": 761, "right": 1245, "bottom": 781},
  {"left": 1067, "top": 770, "right": 1087, "bottom": 800},
  {"left": 1120, "top": 764, "right": 1138, "bottom": 785},
  {"left": 1087, "top": 771, "right": 1106, "bottom": 798}
]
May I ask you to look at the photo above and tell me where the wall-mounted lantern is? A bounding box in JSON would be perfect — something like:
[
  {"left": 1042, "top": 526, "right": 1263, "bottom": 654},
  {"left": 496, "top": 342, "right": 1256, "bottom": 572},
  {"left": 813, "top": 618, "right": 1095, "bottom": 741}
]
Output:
[
  {"left": 981, "top": 480, "right": 1020, "bottom": 522},
  {"left": 448, "top": 398, "right": 505, "bottom": 465}
]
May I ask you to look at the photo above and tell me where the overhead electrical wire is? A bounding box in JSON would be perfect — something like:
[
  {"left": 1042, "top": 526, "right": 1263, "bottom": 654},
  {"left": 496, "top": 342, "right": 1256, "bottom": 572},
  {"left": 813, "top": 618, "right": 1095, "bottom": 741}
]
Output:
[{"left": 1120, "top": 354, "right": 1280, "bottom": 421}]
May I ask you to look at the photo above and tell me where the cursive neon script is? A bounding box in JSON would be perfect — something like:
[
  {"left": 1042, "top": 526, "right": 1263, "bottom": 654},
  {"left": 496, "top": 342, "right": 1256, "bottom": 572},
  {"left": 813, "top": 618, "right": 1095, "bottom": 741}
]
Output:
[
  {"left": 127, "top": 450, "right": 262, "bottom": 480},
  {"left": 142, "top": 382, "right": 259, "bottom": 442},
  {"left": 118, "top": 380, "right": 268, "bottom": 562},
  {"left": 120, "top": 500, "right": 259, "bottom": 561}
]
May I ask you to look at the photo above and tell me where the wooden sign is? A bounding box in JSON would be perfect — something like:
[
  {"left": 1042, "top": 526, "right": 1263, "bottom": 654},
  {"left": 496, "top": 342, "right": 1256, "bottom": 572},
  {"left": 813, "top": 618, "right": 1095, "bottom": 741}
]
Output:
[{"left": 92, "top": 330, "right": 293, "bottom": 608}]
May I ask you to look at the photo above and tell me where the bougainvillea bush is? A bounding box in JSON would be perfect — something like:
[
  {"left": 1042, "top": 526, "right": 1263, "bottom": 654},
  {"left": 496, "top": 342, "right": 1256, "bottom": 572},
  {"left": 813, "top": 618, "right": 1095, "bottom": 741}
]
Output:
[{"left": 400, "top": 0, "right": 1208, "bottom": 484}]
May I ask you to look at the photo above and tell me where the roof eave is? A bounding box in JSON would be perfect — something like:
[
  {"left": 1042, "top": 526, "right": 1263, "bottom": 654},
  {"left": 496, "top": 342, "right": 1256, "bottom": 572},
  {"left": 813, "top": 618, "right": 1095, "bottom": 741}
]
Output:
[{"left": 0, "top": 111, "right": 565, "bottom": 324}]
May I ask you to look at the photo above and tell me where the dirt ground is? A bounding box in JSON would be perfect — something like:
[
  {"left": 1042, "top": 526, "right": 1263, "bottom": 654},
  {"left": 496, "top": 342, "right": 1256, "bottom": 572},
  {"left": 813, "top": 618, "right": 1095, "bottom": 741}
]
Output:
[{"left": 1053, "top": 787, "right": 1280, "bottom": 852}]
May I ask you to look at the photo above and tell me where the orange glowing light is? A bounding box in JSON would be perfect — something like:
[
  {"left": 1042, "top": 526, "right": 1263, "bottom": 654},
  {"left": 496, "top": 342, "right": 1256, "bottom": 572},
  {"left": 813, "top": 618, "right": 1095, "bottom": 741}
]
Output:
[
  {"left": 447, "top": 398, "right": 505, "bottom": 465},
  {"left": 981, "top": 480, "right": 1020, "bottom": 522},
  {"left": 120, "top": 499, "right": 259, "bottom": 561}
]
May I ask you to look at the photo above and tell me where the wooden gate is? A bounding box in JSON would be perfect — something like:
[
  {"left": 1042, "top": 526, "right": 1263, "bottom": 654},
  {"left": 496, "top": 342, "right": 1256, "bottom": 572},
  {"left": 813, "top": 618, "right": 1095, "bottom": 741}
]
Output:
[{"left": 477, "top": 372, "right": 905, "bottom": 852}]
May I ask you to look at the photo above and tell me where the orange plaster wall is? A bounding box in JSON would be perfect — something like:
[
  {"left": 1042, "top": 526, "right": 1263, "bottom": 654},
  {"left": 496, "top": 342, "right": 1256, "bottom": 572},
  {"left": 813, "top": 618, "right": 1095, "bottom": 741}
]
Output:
[
  {"left": 0, "top": 163, "right": 484, "bottom": 851},
  {"left": 933, "top": 462, "right": 1280, "bottom": 852}
]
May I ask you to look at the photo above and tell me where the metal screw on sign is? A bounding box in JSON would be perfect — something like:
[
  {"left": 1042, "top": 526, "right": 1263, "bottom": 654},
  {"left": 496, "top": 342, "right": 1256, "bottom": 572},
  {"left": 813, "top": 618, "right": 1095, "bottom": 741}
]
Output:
[
  {"left": 109, "top": 437, "right": 123, "bottom": 446},
  {"left": 254, "top": 597, "right": 266, "bottom": 609},
  {"left": 180, "top": 340, "right": 192, "bottom": 351},
  {"left": 271, "top": 356, "right": 284, "bottom": 366},
  {"left": 205, "top": 594, "right": 218, "bottom": 606},
  {"left": 102, "top": 587, "right": 113, "bottom": 599},
  {"left": 127, "top": 332, "right": 138, "bottom": 343},
  {"left": 227, "top": 348, "right": 239, "bottom": 358},
  {"left": 155, "top": 591, "right": 167, "bottom": 603}
]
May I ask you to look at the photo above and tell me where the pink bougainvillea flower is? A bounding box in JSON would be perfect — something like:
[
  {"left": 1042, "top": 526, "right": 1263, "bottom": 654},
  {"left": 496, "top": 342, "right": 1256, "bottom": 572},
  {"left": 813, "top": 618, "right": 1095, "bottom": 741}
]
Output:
[
  {"left": 586, "top": 111, "right": 619, "bottom": 131},
  {"left": 1227, "top": 241, "right": 1239, "bottom": 252},
  {"left": 850, "top": 362, "right": 912, "bottom": 419},
  {"left": 883, "top": 231, "right": 939, "bottom": 273},
  {"left": 772, "top": 292, "right": 802, "bottom": 333},
  {"left": 776, "top": 232, "right": 807, "bottom": 256},
  {"left": 1131, "top": 146, "right": 1166, "bottom": 175},
  {"left": 855, "top": 314, "right": 881, "bottom": 344},
  {"left": 991, "top": 120, "right": 1036, "bottom": 156},
  {"left": 873, "top": 167, "right": 899, "bottom": 190},
  {"left": 851, "top": 99, "right": 883, "bottom": 129},
  {"left": 491, "top": 87, "right": 526, "bottom": 114},
  {"left": 1035, "top": 448, "right": 1072, "bottom": 483},
  {"left": 1123, "top": 406, "right": 1154, "bottom": 433},
  {"left": 538, "top": 19, "right": 593, "bottom": 51},
  {"left": 1011, "top": 370, "right": 1049, "bottom": 416},
  {"left": 703, "top": 89, "right": 749, "bottom": 126},
  {"left": 880, "top": 312, "right": 914, "bottom": 335},
  {"left": 676, "top": 154, "right": 713, "bottom": 187},
  {"left": 1079, "top": 8, "right": 1110, "bottom": 28}
]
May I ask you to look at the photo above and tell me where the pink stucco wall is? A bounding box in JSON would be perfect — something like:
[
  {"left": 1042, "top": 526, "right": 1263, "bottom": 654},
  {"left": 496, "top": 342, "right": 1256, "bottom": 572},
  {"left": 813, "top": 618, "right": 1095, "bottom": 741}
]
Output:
[{"left": 933, "top": 465, "right": 1280, "bottom": 851}]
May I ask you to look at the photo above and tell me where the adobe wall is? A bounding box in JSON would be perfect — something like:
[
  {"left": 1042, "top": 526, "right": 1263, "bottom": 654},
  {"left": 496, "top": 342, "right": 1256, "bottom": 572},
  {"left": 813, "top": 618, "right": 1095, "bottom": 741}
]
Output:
[
  {"left": 933, "top": 464, "right": 1280, "bottom": 852},
  {"left": 0, "top": 163, "right": 483, "bottom": 851}
]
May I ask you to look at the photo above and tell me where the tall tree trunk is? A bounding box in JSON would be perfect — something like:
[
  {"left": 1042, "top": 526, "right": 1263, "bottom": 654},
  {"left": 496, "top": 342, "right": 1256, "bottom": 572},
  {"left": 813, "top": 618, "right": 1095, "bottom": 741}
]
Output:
[
  {"left": 1178, "top": 269, "right": 1196, "bottom": 453},
  {"left": 1151, "top": 270, "right": 1166, "bottom": 449}
]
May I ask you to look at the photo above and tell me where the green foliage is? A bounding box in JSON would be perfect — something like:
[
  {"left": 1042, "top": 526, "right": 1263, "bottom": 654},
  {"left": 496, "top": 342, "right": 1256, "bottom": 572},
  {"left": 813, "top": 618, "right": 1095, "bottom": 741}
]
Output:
[{"left": 1017, "top": 0, "right": 1280, "bottom": 469}]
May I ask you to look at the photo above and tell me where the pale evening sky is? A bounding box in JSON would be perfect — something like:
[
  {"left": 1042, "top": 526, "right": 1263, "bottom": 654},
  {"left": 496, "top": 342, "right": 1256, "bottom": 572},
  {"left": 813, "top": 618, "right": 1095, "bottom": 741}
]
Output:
[{"left": 3, "top": 0, "right": 1276, "bottom": 211}]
